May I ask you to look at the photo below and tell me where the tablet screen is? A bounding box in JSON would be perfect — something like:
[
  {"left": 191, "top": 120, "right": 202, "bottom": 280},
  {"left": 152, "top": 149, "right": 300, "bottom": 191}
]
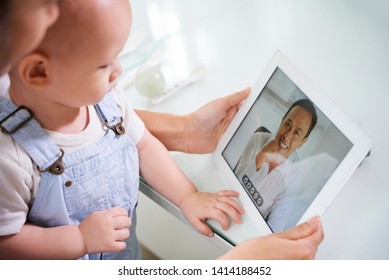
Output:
[{"left": 221, "top": 67, "right": 354, "bottom": 232}]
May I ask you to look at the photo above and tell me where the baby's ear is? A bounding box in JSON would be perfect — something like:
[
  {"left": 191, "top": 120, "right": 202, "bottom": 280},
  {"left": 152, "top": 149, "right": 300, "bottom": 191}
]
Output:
[{"left": 18, "top": 53, "right": 51, "bottom": 88}]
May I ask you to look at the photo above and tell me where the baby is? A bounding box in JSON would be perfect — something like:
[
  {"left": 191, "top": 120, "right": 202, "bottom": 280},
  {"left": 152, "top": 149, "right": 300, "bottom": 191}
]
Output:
[{"left": 0, "top": 0, "right": 243, "bottom": 259}]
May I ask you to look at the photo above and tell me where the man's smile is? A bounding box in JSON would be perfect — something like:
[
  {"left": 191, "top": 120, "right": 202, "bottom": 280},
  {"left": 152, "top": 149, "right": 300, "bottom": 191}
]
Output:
[{"left": 279, "top": 138, "right": 289, "bottom": 150}]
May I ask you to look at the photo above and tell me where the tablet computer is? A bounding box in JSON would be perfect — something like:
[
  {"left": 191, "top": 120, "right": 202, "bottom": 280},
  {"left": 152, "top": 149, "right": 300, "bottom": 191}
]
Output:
[{"left": 212, "top": 50, "right": 372, "bottom": 235}]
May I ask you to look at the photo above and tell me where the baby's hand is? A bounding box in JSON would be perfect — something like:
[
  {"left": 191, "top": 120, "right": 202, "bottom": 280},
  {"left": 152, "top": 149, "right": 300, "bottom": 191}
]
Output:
[
  {"left": 78, "top": 207, "right": 131, "bottom": 254},
  {"left": 179, "top": 190, "right": 244, "bottom": 237}
]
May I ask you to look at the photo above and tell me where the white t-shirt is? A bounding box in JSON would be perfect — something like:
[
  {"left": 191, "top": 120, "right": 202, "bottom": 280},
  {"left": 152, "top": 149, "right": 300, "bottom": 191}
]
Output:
[
  {"left": 234, "top": 132, "right": 296, "bottom": 219},
  {"left": 0, "top": 85, "right": 145, "bottom": 236},
  {"left": 0, "top": 75, "right": 10, "bottom": 97}
]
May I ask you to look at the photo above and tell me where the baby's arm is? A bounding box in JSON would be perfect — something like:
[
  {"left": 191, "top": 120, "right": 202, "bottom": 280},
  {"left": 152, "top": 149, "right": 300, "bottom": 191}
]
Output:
[
  {"left": 137, "top": 130, "right": 244, "bottom": 237},
  {"left": 0, "top": 207, "right": 130, "bottom": 259}
]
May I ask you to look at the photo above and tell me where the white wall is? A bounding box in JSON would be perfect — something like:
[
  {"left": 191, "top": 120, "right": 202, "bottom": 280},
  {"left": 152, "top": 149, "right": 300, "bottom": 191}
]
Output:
[{"left": 125, "top": 0, "right": 389, "bottom": 259}]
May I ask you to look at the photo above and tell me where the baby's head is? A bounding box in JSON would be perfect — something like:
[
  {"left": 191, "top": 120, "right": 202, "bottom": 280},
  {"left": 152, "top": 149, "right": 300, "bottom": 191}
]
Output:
[
  {"left": 10, "top": 0, "right": 132, "bottom": 107},
  {"left": 0, "top": 0, "right": 59, "bottom": 75}
]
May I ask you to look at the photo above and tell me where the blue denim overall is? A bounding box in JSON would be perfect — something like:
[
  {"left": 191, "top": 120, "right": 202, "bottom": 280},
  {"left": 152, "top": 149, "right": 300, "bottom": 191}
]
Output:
[{"left": 0, "top": 93, "right": 141, "bottom": 260}]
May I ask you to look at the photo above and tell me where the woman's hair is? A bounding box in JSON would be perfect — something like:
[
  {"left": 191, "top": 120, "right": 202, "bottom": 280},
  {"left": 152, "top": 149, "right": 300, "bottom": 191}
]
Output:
[
  {"left": 0, "top": 0, "right": 11, "bottom": 71},
  {"left": 0, "top": 0, "right": 10, "bottom": 23}
]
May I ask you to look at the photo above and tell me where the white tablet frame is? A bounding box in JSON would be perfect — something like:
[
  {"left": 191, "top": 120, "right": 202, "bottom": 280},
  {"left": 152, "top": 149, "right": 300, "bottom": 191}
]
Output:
[{"left": 212, "top": 50, "right": 372, "bottom": 235}]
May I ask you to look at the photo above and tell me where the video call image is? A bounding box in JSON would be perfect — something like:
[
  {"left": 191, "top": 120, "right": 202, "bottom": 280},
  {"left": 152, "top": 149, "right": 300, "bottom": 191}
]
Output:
[{"left": 222, "top": 68, "right": 353, "bottom": 232}]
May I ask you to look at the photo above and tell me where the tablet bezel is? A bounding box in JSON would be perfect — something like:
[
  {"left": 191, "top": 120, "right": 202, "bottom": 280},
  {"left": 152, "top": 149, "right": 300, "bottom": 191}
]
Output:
[{"left": 212, "top": 50, "right": 372, "bottom": 235}]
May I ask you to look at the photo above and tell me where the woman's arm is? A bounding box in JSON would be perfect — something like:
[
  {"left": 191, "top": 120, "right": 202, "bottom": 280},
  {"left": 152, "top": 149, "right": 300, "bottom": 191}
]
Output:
[{"left": 135, "top": 88, "right": 249, "bottom": 153}]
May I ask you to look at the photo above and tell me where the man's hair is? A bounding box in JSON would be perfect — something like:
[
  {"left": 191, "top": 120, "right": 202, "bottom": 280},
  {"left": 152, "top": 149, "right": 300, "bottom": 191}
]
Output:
[{"left": 282, "top": 99, "right": 318, "bottom": 138}]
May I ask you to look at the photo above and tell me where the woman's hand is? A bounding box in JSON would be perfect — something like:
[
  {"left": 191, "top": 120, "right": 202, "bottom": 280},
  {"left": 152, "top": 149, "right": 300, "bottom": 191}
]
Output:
[{"left": 218, "top": 216, "right": 324, "bottom": 260}]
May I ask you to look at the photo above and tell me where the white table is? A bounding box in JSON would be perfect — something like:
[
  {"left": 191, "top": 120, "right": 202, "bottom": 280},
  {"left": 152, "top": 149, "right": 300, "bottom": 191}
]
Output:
[{"left": 122, "top": 0, "right": 389, "bottom": 259}]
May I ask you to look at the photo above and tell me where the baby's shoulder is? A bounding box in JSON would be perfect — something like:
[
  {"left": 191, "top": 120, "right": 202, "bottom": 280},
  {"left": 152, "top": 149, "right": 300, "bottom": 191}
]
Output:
[{"left": 0, "top": 133, "right": 33, "bottom": 173}]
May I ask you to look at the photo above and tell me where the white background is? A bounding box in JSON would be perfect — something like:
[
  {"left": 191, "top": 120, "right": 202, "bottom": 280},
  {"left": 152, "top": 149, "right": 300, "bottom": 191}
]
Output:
[{"left": 122, "top": 0, "right": 389, "bottom": 259}]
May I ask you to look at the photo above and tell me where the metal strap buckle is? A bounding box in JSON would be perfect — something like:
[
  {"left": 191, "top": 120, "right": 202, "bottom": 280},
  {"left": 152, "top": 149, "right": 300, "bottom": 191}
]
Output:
[
  {"left": 105, "top": 117, "right": 125, "bottom": 135},
  {"left": 0, "top": 106, "right": 33, "bottom": 134},
  {"left": 38, "top": 149, "right": 66, "bottom": 175}
]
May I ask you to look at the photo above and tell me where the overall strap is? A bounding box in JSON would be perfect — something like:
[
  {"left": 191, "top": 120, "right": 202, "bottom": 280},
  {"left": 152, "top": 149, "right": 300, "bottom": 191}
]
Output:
[
  {"left": 0, "top": 97, "right": 64, "bottom": 174},
  {"left": 94, "top": 90, "right": 126, "bottom": 135}
]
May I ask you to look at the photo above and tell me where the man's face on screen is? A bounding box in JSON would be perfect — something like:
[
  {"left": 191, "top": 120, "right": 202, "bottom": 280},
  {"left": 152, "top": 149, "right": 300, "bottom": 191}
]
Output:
[{"left": 275, "top": 105, "right": 312, "bottom": 159}]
